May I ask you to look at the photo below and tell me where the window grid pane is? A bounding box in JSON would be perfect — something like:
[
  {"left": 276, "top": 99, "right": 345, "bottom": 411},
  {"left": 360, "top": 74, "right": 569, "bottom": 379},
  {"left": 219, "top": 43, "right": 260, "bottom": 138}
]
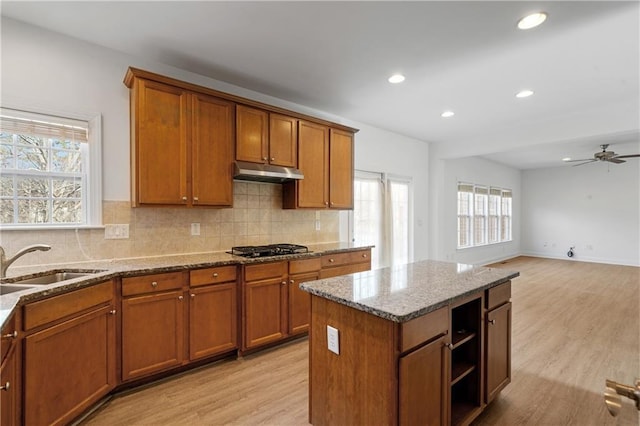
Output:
[{"left": 0, "top": 111, "right": 87, "bottom": 226}]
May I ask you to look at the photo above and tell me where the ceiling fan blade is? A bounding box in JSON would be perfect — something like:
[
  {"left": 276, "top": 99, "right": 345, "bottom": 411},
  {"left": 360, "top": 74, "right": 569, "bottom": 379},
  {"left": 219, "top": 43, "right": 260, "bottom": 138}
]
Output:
[
  {"left": 613, "top": 154, "right": 640, "bottom": 159},
  {"left": 571, "top": 160, "right": 597, "bottom": 167},
  {"left": 607, "top": 158, "right": 626, "bottom": 164},
  {"left": 563, "top": 158, "right": 593, "bottom": 163}
]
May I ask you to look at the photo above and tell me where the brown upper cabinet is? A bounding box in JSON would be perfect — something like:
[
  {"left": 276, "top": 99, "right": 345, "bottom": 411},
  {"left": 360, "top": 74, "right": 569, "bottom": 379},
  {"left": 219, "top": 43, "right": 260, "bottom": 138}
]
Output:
[
  {"left": 125, "top": 71, "right": 234, "bottom": 207},
  {"left": 283, "top": 123, "right": 354, "bottom": 209},
  {"left": 125, "top": 67, "right": 357, "bottom": 209},
  {"left": 236, "top": 105, "right": 298, "bottom": 168}
]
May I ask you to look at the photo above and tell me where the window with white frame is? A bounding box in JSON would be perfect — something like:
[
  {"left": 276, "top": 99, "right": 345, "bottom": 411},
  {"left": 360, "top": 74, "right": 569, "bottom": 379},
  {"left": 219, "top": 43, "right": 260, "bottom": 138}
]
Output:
[
  {"left": 0, "top": 108, "right": 102, "bottom": 227},
  {"left": 350, "top": 171, "right": 412, "bottom": 268},
  {"left": 457, "top": 182, "right": 512, "bottom": 248}
]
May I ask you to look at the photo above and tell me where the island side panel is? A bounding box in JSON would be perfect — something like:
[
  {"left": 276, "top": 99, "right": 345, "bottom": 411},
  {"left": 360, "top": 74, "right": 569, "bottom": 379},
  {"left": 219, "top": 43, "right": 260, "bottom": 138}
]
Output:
[{"left": 309, "top": 295, "right": 398, "bottom": 426}]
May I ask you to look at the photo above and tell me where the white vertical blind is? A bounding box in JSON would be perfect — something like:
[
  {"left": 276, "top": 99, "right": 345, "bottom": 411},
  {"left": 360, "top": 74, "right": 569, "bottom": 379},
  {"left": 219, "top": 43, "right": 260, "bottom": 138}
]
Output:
[{"left": 352, "top": 171, "right": 384, "bottom": 269}]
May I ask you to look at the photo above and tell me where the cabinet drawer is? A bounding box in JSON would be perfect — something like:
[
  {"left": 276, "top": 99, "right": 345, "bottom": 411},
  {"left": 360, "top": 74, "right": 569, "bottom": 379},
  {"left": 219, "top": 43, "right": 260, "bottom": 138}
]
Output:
[
  {"left": 486, "top": 281, "right": 511, "bottom": 311},
  {"left": 244, "top": 261, "right": 287, "bottom": 282},
  {"left": 24, "top": 281, "right": 113, "bottom": 331},
  {"left": 190, "top": 265, "right": 237, "bottom": 287},
  {"left": 321, "top": 249, "right": 370, "bottom": 268},
  {"left": 1, "top": 313, "right": 17, "bottom": 361},
  {"left": 319, "top": 262, "right": 371, "bottom": 279},
  {"left": 122, "top": 271, "right": 184, "bottom": 296},
  {"left": 400, "top": 307, "right": 449, "bottom": 353},
  {"left": 289, "top": 258, "right": 321, "bottom": 275}
]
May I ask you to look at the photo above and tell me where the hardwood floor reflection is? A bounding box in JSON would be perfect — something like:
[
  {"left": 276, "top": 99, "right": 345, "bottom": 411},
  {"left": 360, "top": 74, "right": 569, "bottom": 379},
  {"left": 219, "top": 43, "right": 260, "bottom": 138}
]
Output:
[{"left": 83, "top": 256, "right": 639, "bottom": 425}]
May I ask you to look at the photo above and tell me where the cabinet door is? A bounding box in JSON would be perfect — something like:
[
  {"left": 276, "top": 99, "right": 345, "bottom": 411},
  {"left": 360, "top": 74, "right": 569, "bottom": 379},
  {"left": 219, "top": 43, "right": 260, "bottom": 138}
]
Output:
[
  {"left": 134, "top": 79, "right": 189, "bottom": 205},
  {"left": 269, "top": 113, "right": 297, "bottom": 167},
  {"left": 296, "top": 121, "right": 329, "bottom": 208},
  {"left": 24, "top": 305, "right": 116, "bottom": 426},
  {"left": 486, "top": 301, "right": 511, "bottom": 403},
  {"left": 191, "top": 93, "right": 234, "bottom": 206},
  {"left": 288, "top": 272, "right": 318, "bottom": 335},
  {"left": 122, "top": 290, "right": 185, "bottom": 381},
  {"left": 189, "top": 282, "right": 237, "bottom": 360},
  {"left": 244, "top": 278, "right": 287, "bottom": 349},
  {"left": 236, "top": 105, "right": 268, "bottom": 164},
  {"left": 399, "top": 334, "right": 449, "bottom": 426},
  {"left": 329, "top": 128, "right": 354, "bottom": 209},
  {"left": 0, "top": 344, "right": 17, "bottom": 426}
]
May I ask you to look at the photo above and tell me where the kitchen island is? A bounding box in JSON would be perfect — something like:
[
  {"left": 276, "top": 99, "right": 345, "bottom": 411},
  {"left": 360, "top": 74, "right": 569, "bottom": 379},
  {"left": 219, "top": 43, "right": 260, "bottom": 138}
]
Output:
[{"left": 300, "top": 260, "right": 519, "bottom": 426}]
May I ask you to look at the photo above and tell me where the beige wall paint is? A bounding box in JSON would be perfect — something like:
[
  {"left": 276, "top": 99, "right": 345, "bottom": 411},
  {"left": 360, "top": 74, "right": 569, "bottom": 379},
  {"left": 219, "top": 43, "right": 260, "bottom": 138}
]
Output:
[{"left": 1, "top": 182, "right": 339, "bottom": 268}]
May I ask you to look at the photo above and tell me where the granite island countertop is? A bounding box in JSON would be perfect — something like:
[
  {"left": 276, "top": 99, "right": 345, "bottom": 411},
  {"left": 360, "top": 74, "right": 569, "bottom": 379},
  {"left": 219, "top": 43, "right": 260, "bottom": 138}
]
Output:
[
  {"left": 300, "top": 259, "right": 519, "bottom": 323},
  {"left": 0, "top": 242, "right": 372, "bottom": 329}
]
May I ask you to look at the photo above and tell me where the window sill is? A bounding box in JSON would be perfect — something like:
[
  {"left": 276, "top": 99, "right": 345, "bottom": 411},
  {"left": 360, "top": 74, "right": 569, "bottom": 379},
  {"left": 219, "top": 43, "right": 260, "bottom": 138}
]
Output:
[
  {"left": 457, "top": 240, "right": 513, "bottom": 250},
  {"left": 0, "top": 225, "right": 105, "bottom": 231}
]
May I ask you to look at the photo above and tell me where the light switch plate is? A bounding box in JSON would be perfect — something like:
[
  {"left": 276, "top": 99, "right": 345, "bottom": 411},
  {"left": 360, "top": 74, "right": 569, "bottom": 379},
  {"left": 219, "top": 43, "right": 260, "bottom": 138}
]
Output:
[
  {"left": 327, "top": 325, "right": 340, "bottom": 355},
  {"left": 191, "top": 223, "right": 201, "bottom": 236}
]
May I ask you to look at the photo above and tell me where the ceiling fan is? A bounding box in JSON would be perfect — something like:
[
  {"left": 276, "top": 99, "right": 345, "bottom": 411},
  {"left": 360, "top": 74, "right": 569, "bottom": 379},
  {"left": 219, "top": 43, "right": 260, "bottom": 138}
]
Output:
[{"left": 563, "top": 144, "right": 640, "bottom": 166}]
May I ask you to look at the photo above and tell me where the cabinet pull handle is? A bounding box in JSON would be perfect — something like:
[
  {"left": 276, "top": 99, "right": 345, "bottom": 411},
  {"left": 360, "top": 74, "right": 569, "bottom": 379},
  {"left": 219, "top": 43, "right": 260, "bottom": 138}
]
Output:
[
  {"left": 281, "top": 281, "right": 287, "bottom": 285},
  {"left": 178, "top": 296, "right": 184, "bottom": 301},
  {"left": 109, "top": 310, "right": 116, "bottom": 315},
  {"left": 489, "top": 319, "right": 496, "bottom": 325},
  {"left": 0, "top": 382, "right": 9, "bottom": 391},
  {"left": 324, "top": 201, "right": 329, "bottom": 206},
  {"left": 270, "top": 157, "right": 275, "bottom": 161},
  {"left": 445, "top": 343, "right": 453, "bottom": 350},
  {"left": 2, "top": 331, "right": 17, "bottom": 339},
  {"left": 262, "top": 157, "right": 268, "bottom": 161},
  {"left": 290, "top": 279, "right": 295, "bottom": 284},
  {"left": 329, "top": 258, "right": 335, "bottom": 263},
  {"left": 151, "top": 281, "right": 158, "bottom": 288},
  {"left": 182, "top": 196, "right": 187, "bottom": 202},
  {"left": 193, "top": 196, "right": 199, "bottom": 202},
  {"left": 362, "top": 253, "right": 367, "bottom": 258},
  {"left": 213, "top": 273, "right": 219, "bottom": 278},
  {"left": 191, "top": 294, "right": 196, "bottom": 298}
]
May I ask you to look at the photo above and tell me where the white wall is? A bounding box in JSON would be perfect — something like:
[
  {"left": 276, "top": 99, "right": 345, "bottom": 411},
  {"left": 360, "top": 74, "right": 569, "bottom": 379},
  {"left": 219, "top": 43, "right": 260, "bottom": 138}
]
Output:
[
  {"left": 1, "top": 18, "right": 431, "bottom": 259},
  {"left": 521, "top": 162, "right": 640, "bottom": 266},
  {"left": 429, "top": 155, "right": 522, "bottom": 266},
  {"left": 350, "top": 125, "right": 430, "bottom": 261}
]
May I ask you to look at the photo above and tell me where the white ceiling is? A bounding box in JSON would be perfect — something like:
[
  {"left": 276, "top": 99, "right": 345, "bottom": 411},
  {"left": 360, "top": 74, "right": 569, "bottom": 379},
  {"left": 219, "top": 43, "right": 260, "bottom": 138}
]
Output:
[{"left": 2, "top": 1, "right": 639, "bottom": 169}]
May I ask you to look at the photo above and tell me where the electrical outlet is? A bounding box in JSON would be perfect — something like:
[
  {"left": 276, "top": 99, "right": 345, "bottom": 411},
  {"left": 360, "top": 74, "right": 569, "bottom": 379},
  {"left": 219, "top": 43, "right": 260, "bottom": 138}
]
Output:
[
  {"left": 327, "top": 325, "right": 340, "bottom": 355},
  {"left": 191, "top": 223, "right": 201, "bottom": 236},
  {"left": 315, "top": 220, "right": 321, "bottom": 231},
  {"left": 104, "top": 224, "right": 129, "bottom": 239}
]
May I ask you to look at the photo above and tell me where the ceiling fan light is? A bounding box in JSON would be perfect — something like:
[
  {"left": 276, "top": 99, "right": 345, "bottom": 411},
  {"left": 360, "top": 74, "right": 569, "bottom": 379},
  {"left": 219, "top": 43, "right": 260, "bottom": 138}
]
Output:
[
  {"left": 562, "top": 157, "right": 571, "bottom": 162},
  {"left": 518, "top": 12, "right": 547, "bottom": 30}
]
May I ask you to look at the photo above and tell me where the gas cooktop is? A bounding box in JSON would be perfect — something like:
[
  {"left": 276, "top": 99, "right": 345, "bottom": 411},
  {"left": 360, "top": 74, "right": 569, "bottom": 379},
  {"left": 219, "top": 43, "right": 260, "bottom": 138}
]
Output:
[{"left": 229, "top": 244, "right": 310, "bottom": 258}]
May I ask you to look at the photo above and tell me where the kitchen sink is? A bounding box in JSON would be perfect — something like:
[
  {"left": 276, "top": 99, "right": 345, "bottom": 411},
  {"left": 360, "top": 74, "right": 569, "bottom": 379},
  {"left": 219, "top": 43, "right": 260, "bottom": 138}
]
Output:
[
  {"left": 11, "top": 271, "right": 94, "bottom": 285},
  {"left": 0, "top": 284, "right": 35, "bottom": 295}
]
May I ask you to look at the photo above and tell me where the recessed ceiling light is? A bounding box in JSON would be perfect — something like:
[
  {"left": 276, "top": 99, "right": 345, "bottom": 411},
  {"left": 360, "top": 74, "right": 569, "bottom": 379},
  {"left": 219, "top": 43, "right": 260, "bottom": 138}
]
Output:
[
  {"left": 441, "top": 111, "right": 455, "bottom": 118},
  {"left": 562, "top": 157, "right": 572, "bottom": 162},
  {"left": 518, "top": 12, "right": 547, "bottom": 30},
  {"left": 388, "top": 74, "right": 405, "bottom": 84},
  {"left": 516, "top": 89, "right": 534, "bottom": 98}
]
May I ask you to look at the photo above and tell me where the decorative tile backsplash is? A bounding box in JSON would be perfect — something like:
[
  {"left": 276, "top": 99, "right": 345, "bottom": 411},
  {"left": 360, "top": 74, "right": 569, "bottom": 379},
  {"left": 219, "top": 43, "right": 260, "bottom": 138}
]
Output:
[{"left": 0, "top": 182, "right": 340, "bottom": 268}]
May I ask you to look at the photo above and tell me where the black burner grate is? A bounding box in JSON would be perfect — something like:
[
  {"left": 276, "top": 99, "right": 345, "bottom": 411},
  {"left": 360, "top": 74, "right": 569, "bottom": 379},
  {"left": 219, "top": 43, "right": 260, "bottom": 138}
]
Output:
[{"left": 229, "top": 244, "right": 309, "bottom": 258}]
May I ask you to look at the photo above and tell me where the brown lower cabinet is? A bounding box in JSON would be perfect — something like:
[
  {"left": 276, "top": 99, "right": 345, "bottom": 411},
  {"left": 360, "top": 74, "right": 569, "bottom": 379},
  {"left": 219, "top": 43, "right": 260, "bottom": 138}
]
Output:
[
  {"left": 309, "top": 281, "right": 512, "bottom": 426},
  {"left": 23, "top": 281, "right": 116, "bottom": 426},
  {"left": 121, "top": 267, "right": 238, "bottom": 381},
  {"left": 242, "top": 257, "right": 322, "bottom": 350},
  {"left": 1, "top": 314, "right": 18, "bottom": 426}
]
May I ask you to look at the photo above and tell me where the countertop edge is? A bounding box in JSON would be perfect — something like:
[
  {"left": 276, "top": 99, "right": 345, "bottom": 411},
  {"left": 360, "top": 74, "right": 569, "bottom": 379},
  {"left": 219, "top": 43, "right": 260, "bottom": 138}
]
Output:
[{"left": 301, "top": 270, "right": 520, "bottom": 323}]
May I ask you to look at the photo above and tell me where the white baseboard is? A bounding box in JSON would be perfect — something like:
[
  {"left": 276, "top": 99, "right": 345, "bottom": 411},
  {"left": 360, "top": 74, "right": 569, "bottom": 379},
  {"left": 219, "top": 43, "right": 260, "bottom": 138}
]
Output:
[{"left": 520, "top": 250, "right": 640, "bottom": 267}]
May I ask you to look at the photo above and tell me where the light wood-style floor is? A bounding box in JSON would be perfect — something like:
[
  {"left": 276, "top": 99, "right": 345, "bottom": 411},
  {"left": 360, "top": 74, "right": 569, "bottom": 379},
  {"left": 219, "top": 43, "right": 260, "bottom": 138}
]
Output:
[{"left": 83, "top": 256, "right": 639, "bottom": 425}]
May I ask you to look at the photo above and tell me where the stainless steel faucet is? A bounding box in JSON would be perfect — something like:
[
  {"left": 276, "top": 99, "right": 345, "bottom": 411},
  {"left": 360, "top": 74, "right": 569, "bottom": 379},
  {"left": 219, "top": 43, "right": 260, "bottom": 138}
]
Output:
[{"left": 0, "top": 244, "right": 52, "bottom": 278}]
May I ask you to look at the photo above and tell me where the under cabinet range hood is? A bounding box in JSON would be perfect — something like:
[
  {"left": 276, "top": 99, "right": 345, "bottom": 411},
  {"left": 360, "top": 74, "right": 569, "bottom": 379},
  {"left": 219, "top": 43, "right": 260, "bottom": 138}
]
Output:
[{"left": 233, "top": 161, "right": 304, "bottom": 183}]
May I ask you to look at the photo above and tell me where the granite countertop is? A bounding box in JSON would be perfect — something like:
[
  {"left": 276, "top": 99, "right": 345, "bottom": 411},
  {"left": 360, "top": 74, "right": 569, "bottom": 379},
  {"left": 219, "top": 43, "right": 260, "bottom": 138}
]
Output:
[
  {"left": 300, "top": 259, "right": 519, "bottom": 323},
  {"left": 0, "top": 242, "right": 372, "bottom": 330}
]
